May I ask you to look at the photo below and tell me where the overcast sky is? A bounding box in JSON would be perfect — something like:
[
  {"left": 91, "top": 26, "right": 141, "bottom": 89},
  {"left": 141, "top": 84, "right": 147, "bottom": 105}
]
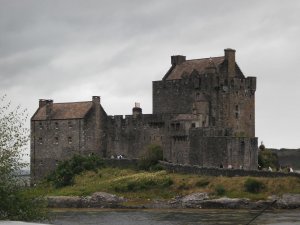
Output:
[{"left": 1, "top": 0, "right": 300, "bottom": 162}]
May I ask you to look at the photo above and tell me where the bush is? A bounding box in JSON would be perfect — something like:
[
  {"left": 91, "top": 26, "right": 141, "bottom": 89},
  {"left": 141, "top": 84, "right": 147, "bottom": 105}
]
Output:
[
  {"left": 138, "top": 144, "right": 163, "bottom": 171},
  {"left": 47, "top": 154, "right": 105, "bottom": 188},
  {"left": 258, "top": 149, "right": 279, "bottom": 169},
  {"left": 215, "top": 185, "right": 226, "bottom": 196},
  {"left": 0, "top": 187, "right": 47, "bottom": 221},
  {"left": 244, "top": 178, "right": 265, "bottom": 193}
]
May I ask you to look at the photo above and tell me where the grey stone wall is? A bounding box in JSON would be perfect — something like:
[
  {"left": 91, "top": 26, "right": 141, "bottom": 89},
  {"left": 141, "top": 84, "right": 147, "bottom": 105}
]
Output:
[
  {"left": 30, "top": 118, "right": 85, "bottom": 182},
  {"left": 159, "top": 161, "right": 300, "bottom": 178}
]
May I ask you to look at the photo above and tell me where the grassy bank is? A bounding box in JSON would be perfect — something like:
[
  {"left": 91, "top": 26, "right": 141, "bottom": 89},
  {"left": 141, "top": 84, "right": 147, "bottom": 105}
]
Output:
[{"left": 28, "top": 167, "right": 300, "bottom": 202}]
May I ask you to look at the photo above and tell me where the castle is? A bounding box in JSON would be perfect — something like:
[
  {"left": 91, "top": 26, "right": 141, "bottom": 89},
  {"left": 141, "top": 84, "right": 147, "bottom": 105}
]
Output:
[{"left": 31, "top": 49, "right": 258, "bottom": 182}]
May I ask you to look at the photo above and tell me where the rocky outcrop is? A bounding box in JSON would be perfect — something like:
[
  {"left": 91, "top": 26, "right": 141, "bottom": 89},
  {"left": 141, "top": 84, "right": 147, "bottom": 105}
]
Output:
[
  {"left": 47, "top": 192, "right": 300, "bottom": 209},
  {"left": 269, "top": 194, "right": 300, "bottom": 209},
  {"left": 47, "top": 192, "right": 125, "bottom": 208}
]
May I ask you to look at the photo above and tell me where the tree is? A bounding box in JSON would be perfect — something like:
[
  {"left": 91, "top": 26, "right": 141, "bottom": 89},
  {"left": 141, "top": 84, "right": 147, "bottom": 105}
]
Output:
[
  {"left": 0, "top": 95, "right": 28, "bottom": 187},
  {"left": 0, "top": 95, "right": 46, "bottom": 221},
  {"left": 258, "top": 148, "right": 279, "bottom": 170}
]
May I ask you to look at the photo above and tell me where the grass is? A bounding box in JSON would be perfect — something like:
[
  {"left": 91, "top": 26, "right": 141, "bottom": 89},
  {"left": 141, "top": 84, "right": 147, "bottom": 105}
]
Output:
[{"left": 29, "top": 167, "right": 300, "bottom": 203}]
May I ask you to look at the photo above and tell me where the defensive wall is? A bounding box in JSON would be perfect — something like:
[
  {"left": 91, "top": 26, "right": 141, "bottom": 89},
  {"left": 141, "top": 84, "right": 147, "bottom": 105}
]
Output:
[
  {"left": 159, "top": 161, "right": 300, "bottom": 178},
  {"left": 101, "top": 159, "right": 300, "bottom": 178}
]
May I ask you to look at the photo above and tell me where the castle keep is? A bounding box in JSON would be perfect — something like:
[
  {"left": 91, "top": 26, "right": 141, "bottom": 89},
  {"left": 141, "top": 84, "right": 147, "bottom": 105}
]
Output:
[{"left": 31, "top": 49, "right": 258, "bottom": 182}]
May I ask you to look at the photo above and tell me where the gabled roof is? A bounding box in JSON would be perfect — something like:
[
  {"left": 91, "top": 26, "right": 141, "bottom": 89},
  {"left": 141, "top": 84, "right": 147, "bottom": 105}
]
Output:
[
  {"left": 31, "top": 101, "right": 93, "bottom": 121},
  {"left": 164, "top": 56, "right": 224, "bottom": 80}
]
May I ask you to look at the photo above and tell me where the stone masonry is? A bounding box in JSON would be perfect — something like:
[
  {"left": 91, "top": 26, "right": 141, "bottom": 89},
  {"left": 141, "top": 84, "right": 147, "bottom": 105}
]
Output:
[{"left": 31, "top": 49, "right": 258, "bottom": 183}]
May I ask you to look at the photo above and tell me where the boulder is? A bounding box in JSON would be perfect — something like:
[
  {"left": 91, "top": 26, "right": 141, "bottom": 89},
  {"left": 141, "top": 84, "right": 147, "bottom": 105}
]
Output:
[
  {"left": 47, "top": 196, "right": 82, "bottom": 208},
  {"left": 83, "top": 192, "right": 125, "bottom": 208},
  {"left": 47, "top": 192, "right": 126, "bottom": 208},
  {"left": 180, "top": 192, "right": 209, "bottom": 208},
  {"left": 269, "top": 194, "right": 300, "bottom": 209},
  {"left": 201, "top": 197, "right": 250, "bottom": 209}
]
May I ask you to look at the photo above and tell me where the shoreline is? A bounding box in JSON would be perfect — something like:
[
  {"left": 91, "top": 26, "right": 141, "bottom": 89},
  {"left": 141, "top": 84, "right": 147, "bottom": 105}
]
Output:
[{"left": 47, "top": 192, "right": 300, "bottom": 210}]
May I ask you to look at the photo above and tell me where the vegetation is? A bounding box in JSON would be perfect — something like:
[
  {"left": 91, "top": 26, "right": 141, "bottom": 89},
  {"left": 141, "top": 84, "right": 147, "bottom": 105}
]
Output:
[
  {"left": 0, "top": 95, "right": 46, "bottom": 221},
  {"left": 244, "top": 178, "right": 265, "bottom": 193},
  {"left": 47, "top": 154, "right": 105, "bottom": 188},
  {"left": 258, "top": 148, "right": 280, "bottom": 169},
  {"left": 30, "top": 167, "right": 300, "bottom": 204},
  {"left": 137, "top": 144, "right": 163, "bottom": 171},
  {"left": 214, "top": 184, "right": 226, "bottom": 196}
]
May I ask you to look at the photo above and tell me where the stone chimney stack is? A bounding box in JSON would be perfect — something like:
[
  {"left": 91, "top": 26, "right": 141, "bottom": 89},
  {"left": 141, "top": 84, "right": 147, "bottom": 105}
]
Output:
[
  {"left": 171, "top": 55, "right": 186, "bottom": 66},
  {"left": 132, "top": 102, "right": 142, "bottom": 118},
  {"left": 39, "top": 99, "right": 47, "bottom": 108},
  {"left": 224, "top": 48, "right": 236, "bottom": 77},
  {"left": 45, "top": 100, "right": 53, "bottom": 119},
  {"left": 92, "top": 96, "right": 101, "bottom": 104}
]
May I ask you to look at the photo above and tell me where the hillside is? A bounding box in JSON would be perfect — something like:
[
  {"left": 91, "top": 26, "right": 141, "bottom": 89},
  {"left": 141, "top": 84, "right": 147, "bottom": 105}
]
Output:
[
  {"left": 29, "top": 167, "right": 300, "bottom": 204},
  {"left": 270, "top": 148, "right": 300, "bottom": 169}
]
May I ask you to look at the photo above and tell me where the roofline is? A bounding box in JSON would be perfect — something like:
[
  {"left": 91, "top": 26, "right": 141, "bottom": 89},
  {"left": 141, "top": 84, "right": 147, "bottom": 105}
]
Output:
[
  {"left": 51, "top": 100, "right": 92, "bottom": 105},
  {"left": 31, "top": 118, "right": 86, "bottom": 121}
]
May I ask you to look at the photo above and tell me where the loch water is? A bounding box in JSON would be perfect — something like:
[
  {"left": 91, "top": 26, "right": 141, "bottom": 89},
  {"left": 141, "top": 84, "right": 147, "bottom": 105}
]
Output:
[{"left": 48, "top": 209, "right": 300, "bottom": 225}]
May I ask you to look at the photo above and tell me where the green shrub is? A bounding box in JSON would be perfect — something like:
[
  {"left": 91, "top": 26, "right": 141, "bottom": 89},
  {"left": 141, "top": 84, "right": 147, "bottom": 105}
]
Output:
[
  {"left": 138, "top": 144, "right": 163, "bottom": 171},
  {"left": 47, "top": 154, "right": 105, "bottom": 188},
  {"left": 215, "top": 185, "right": 226, "bottom": 196},
  {"left": 0, "top": 186, "right": 47, "bottom": 221},
  {"left": 244, "top": 178, "right": 265, "bottom": 193},
  {"left": 258, "top": 149, "right": 279, "bottom": 169}
]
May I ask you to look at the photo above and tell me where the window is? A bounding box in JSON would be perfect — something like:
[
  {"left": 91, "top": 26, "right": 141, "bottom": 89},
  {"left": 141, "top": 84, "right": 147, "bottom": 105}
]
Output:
[
  {"left": 68, "top": 137, "right": 72, "bottom": 144},
  {"left": 38, "top": 137, "right": 43, "bottom": 144},
  {"left": 68, "top": 121, "right": 72, "bottom": 128},
  {"left": 55, "top": 122, "right": 59, "bottom": 130},
  {"left": 235, "top": 112, "right": 239, "bottom": 119},
  {"left": 39, "top": 122, "right": 43, "bottom": 129},
  {"left": 54, "top": 137, "right": 59, "bottom": 145},
  {"left": 191, "top": 123, "right": 196, "bottom": 128}
]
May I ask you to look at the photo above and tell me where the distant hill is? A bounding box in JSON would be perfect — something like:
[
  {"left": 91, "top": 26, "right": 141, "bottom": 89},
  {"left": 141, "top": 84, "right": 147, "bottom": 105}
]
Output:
[{"left": 269, "top": 148, "right": 300, "bottom": 169}]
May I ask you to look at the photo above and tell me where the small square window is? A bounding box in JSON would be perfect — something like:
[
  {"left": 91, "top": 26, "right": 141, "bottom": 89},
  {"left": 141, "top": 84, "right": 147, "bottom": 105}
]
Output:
[
  {"left": 54, "top": 137, "right": 59, "bottom": 145},
  {"left": 68, "top": 137, "right": 72, "bottom": 144}
]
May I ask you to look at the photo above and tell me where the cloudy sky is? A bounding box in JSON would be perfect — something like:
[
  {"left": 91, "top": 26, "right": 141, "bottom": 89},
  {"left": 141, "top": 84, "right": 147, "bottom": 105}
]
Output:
[{"left": 1, "top": 0, "right": 300, "bottom": 161}]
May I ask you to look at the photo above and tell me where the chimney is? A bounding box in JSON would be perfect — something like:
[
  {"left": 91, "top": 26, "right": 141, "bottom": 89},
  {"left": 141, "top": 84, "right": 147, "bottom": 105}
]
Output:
[
  {"left": 224, "top": 48, "right": 236, "bottom": 77},
  {"left": 132, "top": 102, "right": 142, "bottom": 118},
  {"left": 39, "top": 99, "right": 47, "bottom": 108},
  {"left": 171, "top": 55, "right": 186, "bottom": 66},
  {"left": 45, "top": 100, "right": 53, "bottom": 119},
  {"left": 92, "top": 96, "right": 101, "bottom": 104}
]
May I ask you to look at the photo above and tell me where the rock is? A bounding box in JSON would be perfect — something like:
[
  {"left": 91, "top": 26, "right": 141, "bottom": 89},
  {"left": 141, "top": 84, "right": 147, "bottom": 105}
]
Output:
[
  {"left": 47, "top": 196, "right": 83, "bottom": 208},
  {"left": 47, "top": 192, "right": 126, "bottom": 208},
  {"left": 84, "top": 192, "right": 125, "bottom": 207},
  {"left": 201, "top": 197, "right": 250, "bottom": 209},
  {"left": 269, "top": 194, "right": 300, "bottom": 209},
  {"left": 180, "top": 192, "right": 209, "bottom": 208}
]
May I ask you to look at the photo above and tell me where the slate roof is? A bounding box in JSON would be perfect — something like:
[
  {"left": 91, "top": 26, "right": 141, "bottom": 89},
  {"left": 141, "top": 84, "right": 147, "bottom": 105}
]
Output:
[
  {"left": 164, "top": 56, "right": 225, "bottom": 80},
  {"left": 31, "top": 101, "right": 93, "bottom": 121}
]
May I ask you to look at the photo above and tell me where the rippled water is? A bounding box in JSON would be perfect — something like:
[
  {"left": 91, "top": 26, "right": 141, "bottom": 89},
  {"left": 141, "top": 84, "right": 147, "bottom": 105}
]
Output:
[{"left": 47, "top": 209, "right": 300, "bottom": 225}]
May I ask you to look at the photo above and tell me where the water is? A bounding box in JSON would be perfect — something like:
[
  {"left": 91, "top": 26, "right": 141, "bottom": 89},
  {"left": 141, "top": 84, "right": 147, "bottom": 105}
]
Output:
[{"left": 47, "top": 209, "right": 300, "bottom": 225}]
